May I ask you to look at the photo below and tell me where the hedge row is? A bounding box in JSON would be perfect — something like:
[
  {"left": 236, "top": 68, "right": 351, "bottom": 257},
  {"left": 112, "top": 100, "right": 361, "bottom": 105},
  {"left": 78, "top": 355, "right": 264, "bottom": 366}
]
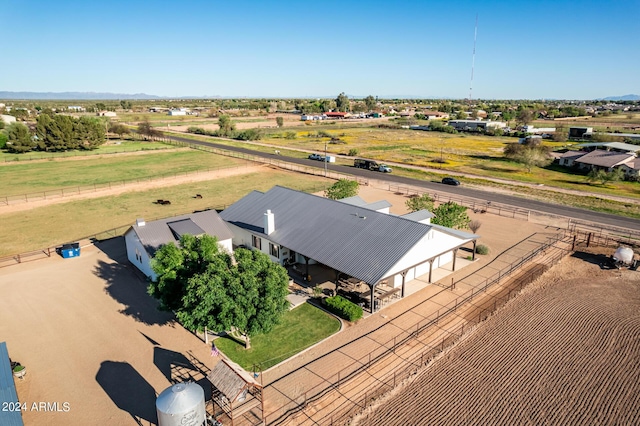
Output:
[{"left": 323, "top": 295, "right": 363, "bottom": 322}]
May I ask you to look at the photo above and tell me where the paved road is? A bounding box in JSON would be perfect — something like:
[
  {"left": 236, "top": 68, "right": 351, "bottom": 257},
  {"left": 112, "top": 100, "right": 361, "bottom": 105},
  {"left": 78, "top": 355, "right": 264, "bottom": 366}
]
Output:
[{"left": 168, "top": 134, "right": 640, "bottom": 231}]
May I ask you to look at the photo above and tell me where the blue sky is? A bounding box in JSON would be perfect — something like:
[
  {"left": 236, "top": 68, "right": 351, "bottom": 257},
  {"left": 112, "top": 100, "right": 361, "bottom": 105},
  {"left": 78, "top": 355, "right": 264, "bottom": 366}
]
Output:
[{"left": 2, "top": 0, "right": 639, "bottom": 99}]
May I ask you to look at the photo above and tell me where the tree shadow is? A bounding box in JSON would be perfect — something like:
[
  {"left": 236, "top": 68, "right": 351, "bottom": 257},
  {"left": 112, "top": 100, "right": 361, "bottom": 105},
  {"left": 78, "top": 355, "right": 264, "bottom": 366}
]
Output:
[
  {"left": 94, "top": 259, "right": 174, "bottom": 326},
  {"left": 96, "top": 361, "right": 157, "bottom": 425}
]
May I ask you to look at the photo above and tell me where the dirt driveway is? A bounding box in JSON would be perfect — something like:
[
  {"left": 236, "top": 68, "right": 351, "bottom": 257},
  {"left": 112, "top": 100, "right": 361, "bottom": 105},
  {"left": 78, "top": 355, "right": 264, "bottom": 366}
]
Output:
[{"left": 0, "top": 238, "right": 214, "bottom": 425}]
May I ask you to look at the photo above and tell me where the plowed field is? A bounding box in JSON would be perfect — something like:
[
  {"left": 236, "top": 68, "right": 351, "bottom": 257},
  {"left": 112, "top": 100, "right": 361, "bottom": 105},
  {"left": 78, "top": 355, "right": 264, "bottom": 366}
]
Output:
[{"left": 354, "top": 249, "right": 640, "bottom": 426}]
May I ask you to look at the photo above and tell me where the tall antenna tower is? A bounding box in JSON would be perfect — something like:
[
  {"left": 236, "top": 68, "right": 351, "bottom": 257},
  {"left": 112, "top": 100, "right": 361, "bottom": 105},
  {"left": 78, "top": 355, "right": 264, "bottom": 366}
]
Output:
[{"left": 469, "top": 14, "right": 478, "bottom": 104}]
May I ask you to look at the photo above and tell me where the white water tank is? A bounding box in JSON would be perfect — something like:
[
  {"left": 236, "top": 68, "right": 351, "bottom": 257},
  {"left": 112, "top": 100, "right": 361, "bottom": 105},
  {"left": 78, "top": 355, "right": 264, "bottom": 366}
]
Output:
[
  {"left": 613, "top": 247, "right": 634, "bottom": 265},
  {"left": 156, "top": 382, "right": 206, "bottom": 426}
]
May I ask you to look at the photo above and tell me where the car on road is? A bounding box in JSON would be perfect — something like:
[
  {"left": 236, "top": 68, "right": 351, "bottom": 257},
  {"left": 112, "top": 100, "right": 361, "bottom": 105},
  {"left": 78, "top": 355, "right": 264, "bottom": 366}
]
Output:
[
  {"left": 308, "top": 154, "right": 324, "bottom": 161},
  {"left": 379, "top": 165, "right": 392, "bottom": 173},
  {"left": 441, "top": 177, "right": 460, "bottom": 186}
]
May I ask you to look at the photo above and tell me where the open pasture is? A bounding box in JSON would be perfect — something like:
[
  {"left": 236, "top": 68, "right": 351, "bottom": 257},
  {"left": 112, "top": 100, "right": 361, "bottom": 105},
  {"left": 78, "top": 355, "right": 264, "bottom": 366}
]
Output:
[
  {"left": 0, "top": 148, "right": 245, "bottom": 197},
  {"left": 354, "top": 251, "right": 640, "bottom": 426},
  {"left": 0, "top": 168, "right": 330, "bottom": 256}
]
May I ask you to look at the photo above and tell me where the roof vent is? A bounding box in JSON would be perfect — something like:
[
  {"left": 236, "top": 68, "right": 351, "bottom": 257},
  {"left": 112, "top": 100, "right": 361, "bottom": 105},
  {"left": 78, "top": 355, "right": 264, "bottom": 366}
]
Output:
[{"left": 136, "top": 218, "right": 146, "bottom": 227}]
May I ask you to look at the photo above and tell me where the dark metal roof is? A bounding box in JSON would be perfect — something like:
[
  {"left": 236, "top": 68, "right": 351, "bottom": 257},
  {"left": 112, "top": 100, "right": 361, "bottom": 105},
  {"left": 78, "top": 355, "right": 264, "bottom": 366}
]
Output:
[
  {"left": 167, "top": 219, "right": 206, "bottom": 239},
  {"left": 0, "top": 342, "right": 24, "bottom": 426},
  {"left": 127, "top": 210, "right": 234, "bottom": 256},
  {"left": 220, "top": 186, "right": 434, "bottom": 284},
  {"left": 339, "top": 196, "right": 392, "bottom": 211}
]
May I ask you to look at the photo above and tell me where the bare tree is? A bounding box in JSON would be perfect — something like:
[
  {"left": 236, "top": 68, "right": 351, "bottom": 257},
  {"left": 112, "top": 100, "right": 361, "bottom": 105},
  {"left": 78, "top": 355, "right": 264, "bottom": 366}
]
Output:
[{"left": 469, "top": 220, "right": 482, "bottom": 233}]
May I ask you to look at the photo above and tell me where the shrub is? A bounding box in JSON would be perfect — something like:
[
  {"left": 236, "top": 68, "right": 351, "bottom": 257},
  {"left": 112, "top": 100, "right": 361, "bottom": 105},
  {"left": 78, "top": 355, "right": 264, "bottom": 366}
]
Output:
[
  {"left": 348, "top": 148, "right": 359, "bottom": 156},
  {"left": 187, "top": 126, "right": 207, "bottom": 135},
  {"left": 323, "top": 295, "right": 363, "bottom": 321},
  {"left": 285, "top": 131, "right": 297, "bottom": 139},
  {"left": 235, "top": 128, "right": 262, "bottom": 141},
  {"left": 475, "top": 244, "right": 489, "bottom": 255},
  {"left": 318, "top": 130, "right": 332, "bottom": 138}
]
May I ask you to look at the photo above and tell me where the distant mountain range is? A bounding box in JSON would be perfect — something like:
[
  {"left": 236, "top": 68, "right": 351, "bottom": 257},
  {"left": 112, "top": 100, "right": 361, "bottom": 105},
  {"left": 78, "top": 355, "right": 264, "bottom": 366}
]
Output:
[
  {"left": 1, "top": 91, "right": 639, "bottom": 101},
  {"left": 599, "top": 94, "right": 640, "bottom": 101},
  {"left": 0, "top": 91, "right": 162, "bottom": 100}
]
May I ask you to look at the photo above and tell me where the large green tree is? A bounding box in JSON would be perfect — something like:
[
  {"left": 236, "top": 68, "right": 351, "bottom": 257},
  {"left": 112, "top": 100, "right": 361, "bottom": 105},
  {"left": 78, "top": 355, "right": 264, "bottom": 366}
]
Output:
[
  {"left": 431, "top": 202, "right": 470, "bottom": 229},
  {"left": 405, "top": 193, "right": 434, "bottom": 212},
  {"left": 217, "top": 114, "right": 236, "bottom": 137},
  {"left": 364, "top": 95, "right": 376, "bottom": 111},
  {"left": 587, "top": 168, "right": 624, "bottom": 186},
  {"left": 5, "top": 123, "right": 36, "bottom": 153},
  {"left": 336, "top": 92, "right": 350, "bottom": 112},
  {"left": 504, "top": 141, "right": 552, "bottom": 172},
  {"left": 325, "top": 179, "right": 359, "bottom": 200},
  {"left": 149, "top": 234, "right": 289, "bottom": 349}
]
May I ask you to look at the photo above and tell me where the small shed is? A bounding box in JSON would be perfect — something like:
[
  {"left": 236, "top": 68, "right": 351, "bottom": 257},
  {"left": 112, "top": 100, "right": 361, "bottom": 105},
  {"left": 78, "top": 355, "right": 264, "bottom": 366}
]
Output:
[{"left": 207, "top": 358, "right": 263, "bottom": 426}]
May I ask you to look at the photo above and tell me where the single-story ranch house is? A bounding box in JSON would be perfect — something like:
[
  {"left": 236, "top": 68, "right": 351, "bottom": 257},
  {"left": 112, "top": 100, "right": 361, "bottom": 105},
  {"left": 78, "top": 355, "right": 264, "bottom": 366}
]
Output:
[
  {"left": 125, "top": 210, "right": 234, "bottom": 281},
  {"left": 219, "top": 186, "right": 478, "bottom": 312}
]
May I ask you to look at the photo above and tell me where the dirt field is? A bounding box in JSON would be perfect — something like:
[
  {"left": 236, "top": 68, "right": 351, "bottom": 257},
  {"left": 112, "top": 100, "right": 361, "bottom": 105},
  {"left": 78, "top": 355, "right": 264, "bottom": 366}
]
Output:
[{"left": 353, "top": 247, "right": 640, "bottom": 426}]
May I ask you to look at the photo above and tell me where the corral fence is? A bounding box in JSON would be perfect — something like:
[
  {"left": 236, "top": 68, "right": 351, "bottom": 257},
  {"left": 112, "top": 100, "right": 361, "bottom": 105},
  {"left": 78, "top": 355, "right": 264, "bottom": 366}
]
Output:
[{"left": 263, "top": 236, "right": 572, "bottom": 426}]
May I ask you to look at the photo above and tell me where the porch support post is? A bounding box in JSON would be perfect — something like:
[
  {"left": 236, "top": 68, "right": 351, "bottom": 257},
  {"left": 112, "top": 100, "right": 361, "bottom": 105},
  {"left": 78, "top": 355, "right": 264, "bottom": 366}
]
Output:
[
  {"left": 370, "top": 284, "right": 376, "bottom": 313},
  {"left": 472, "top": 241, "right": 477, "bottom": 261},
  {"left": 452, "top": 249, "right": 458, "bottom": 271},
  {"left": 428, "top": 259, "right": 434, "bottom": 283},
  {"left": 304, "top": 256, "right": 310, "bottom": 281},
  {"left": 401, "top": 271, "right": 407, "bottom": 298}
]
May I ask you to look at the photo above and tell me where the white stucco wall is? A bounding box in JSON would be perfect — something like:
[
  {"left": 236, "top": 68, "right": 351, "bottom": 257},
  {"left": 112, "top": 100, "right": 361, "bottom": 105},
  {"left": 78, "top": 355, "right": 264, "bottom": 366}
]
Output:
[
  {"left": 383, "top": 229, "right": 470, "bottom": 287},
  {"left": 224, "top": 222, "right": 283, "bottom": 263},
  {"left": 125, "top": 229, "right": 157, "bottom": 281},
  {"left": 125, "top": 229, "right": 234, "bottom": 281}
]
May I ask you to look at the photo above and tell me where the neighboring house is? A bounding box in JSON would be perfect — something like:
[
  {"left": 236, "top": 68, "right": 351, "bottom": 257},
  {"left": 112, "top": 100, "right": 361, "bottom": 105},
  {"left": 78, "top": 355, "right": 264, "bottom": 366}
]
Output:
[
  {"left": 97, "top": 111, "right": 117, "bottom": 117},
  {"left": 423, "top": 111, "right": 450, "bottom": 120},
  {"left": 573, "top": 150, "right": 636, "bottom": 172},
  {"left": 448, "top": 120, "right": 507, "bottom": 131},
  {"left": 168, "top": 108, "right": 188, "bottom": 116},
  {"left": 558, "top": 151, "right": 589, "bottom": 167},
  {"left": 124, "top": 210, "right": 234, "bottom": 281},
  {"left": 0, "top": 114, "right": 16, "bottom": 125},
  {"left": 522, "top": 125, "right": 556, "bottom": 134},
  {"left": 578, "top": 142, "right": 640, "bottom": 153},
  {"left": 620, "top": 160, "right": 640, "bottom": 179},
  {"left": 219, "top": 186, "right": 478, "bottom": 311},
  {"left": 68, "top": 106, "right": 85, "bottom": 112}
]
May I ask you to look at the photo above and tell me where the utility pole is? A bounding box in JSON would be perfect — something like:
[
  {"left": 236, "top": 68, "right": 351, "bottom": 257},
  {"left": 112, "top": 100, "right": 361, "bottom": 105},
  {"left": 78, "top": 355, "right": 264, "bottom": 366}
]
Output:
[{"left": 324, "top": 139, "right": 327, "bottom": 177}]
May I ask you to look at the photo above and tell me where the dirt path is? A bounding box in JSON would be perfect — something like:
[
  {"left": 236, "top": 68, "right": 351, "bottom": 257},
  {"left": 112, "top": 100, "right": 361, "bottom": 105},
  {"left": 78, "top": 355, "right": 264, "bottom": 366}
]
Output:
[{"left": 0, "top": 164, "right": 265, "bottom": 214}]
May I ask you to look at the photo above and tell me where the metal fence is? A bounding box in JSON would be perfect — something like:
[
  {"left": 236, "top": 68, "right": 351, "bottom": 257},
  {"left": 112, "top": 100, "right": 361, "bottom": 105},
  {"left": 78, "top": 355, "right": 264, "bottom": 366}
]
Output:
[{"left": 264, "top": 238, "right": 571, "bottom": 426}]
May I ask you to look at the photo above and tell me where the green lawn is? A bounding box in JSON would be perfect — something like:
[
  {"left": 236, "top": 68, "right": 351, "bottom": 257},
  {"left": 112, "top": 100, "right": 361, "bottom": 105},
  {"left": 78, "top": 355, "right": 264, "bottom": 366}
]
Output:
[
  {"left": 0, "top": 169, "right": 330, "bottom": 256},
  {"left": 215, "top": 302, "right": 340, "bottom": 371}
]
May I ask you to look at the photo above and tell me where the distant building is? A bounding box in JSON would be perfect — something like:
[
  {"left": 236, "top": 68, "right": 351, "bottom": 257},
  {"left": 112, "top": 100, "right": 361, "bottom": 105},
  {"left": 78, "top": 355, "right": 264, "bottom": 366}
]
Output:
[
  {"left": 168, "top": 108, "right": 187, "bottom": 116},
  {"left": 573, "top": 150, "right": 636, "bottom": 172},
  {"left": 68, "top": 106, "right": 85, "bottom": 112},
  {"left": 578, "top": 142, "right": 640, "bottom": 153},
  {"left": 569, "top": 127, "right": 593, "bottom": 139},
  {"left": 301, "top": 114, "right": 326, "bottom": 121},
  {"left": 448, "top": 120, "right": 506, "bottom": 131},
  {"left": 522, "top": 125, "right": 556, "bottom": 134},
  {"left": 325, "top": 112, "right": 349, "bottom": 119},
  {"left": 423, "top": 111, "right": 449, "bottom": 120},
  {"left": 97, "top": 111, "right": 117, "bottom": 117},
  {"left": 0, "top": 114, "right": 16, "bottom": 125}
]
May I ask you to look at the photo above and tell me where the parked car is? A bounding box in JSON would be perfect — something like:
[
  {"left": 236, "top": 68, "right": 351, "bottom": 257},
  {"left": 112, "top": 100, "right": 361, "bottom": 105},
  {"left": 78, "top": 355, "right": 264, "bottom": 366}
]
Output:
[
  {"left": 441, "top": 177, "right": 460, "bottom": 186},
  {"left": 308, "top": 154, "right": 323, "bottom": 161}
]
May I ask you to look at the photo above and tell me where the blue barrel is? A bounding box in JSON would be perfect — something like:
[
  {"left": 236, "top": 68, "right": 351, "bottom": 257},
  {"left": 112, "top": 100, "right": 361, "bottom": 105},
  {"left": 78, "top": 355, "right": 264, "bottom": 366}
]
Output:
[{"left": 60, "top": 243, "right": 81, "bottom": 258}]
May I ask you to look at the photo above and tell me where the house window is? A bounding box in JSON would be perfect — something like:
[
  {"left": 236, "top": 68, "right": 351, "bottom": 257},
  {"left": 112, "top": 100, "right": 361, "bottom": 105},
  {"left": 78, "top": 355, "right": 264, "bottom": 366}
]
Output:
[
  {"left": 269, "top": 243, "right": 280, "bottom": 258},
  {"left": 252, "top": 235, "right": 262, "bottom": 250}
]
